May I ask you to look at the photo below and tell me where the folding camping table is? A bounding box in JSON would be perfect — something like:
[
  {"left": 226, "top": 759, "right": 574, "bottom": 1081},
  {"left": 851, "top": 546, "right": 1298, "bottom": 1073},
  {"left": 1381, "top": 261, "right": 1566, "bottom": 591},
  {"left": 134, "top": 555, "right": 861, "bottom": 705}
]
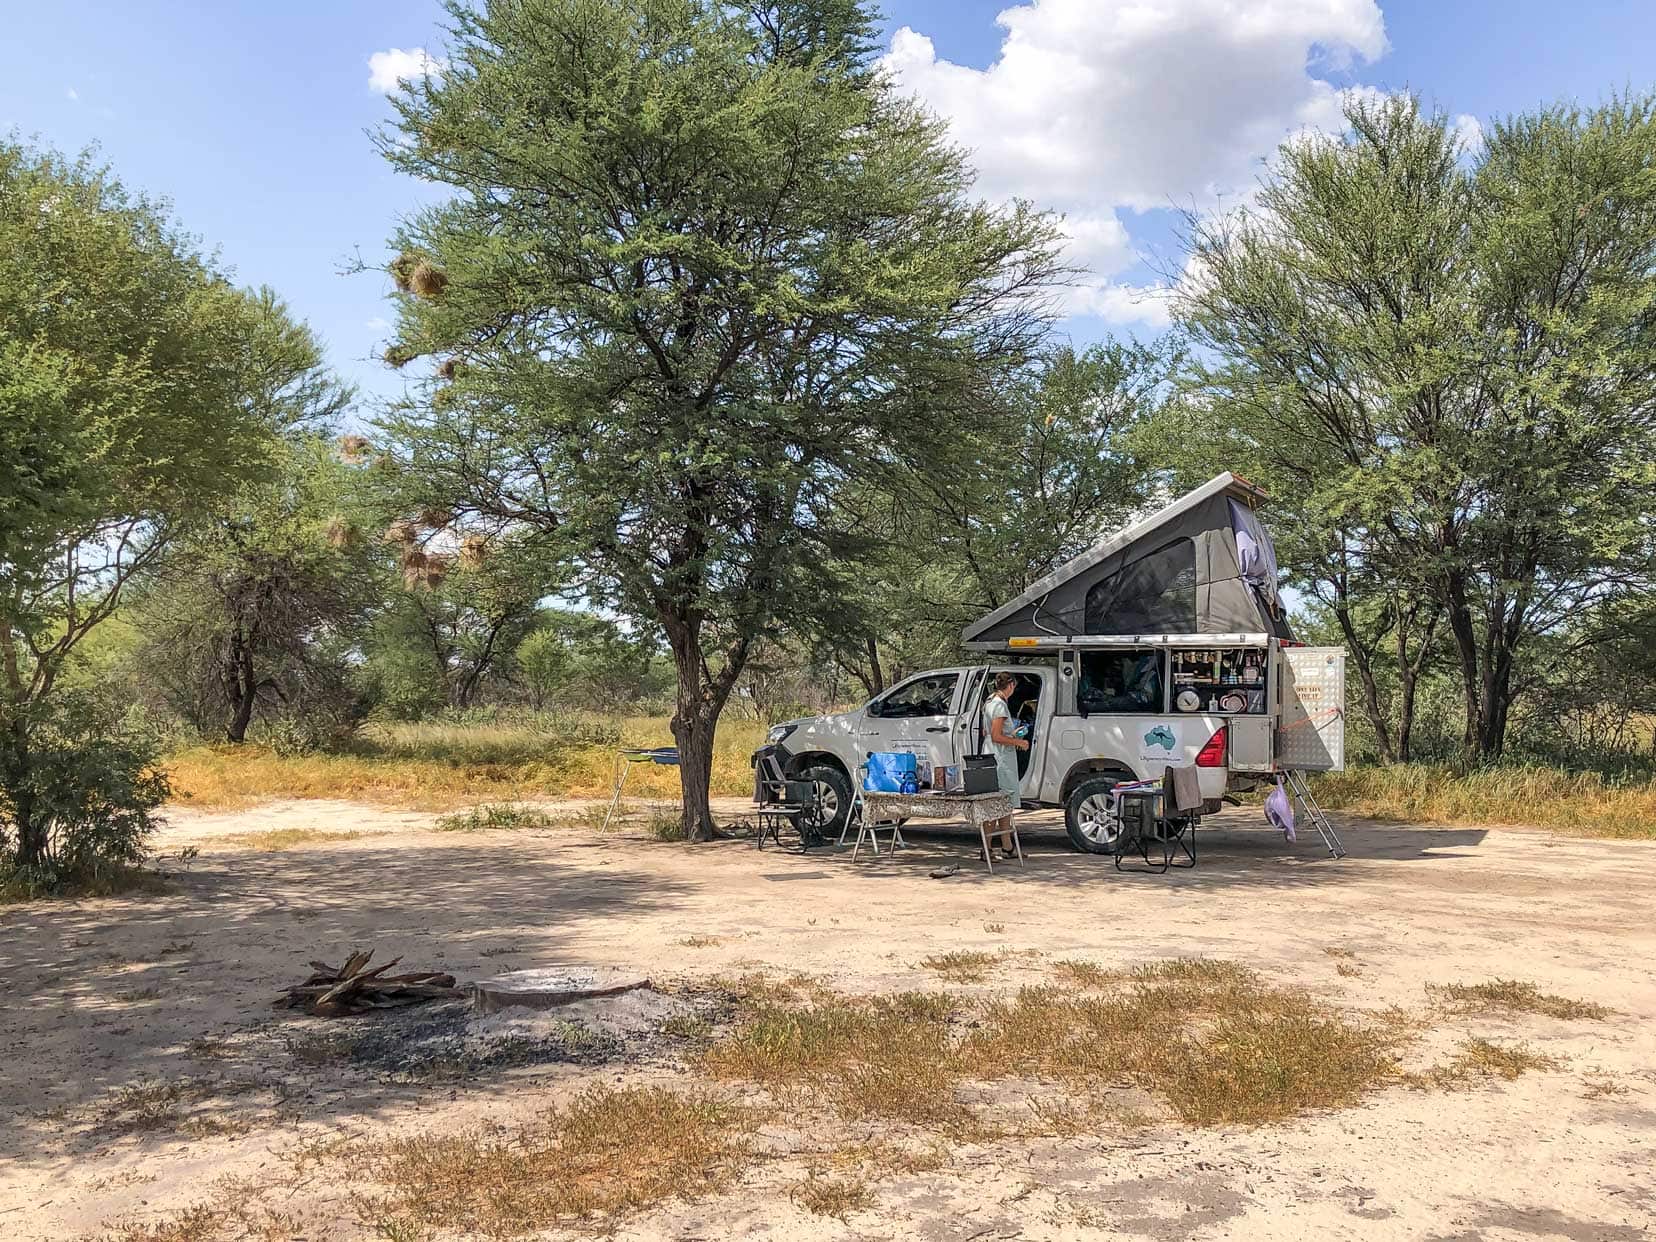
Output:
[
  {"left": 856, "top": 790, "right": 1019, "bottom": 872},
  {"left": 600, "top": 746, "right": 680, "bottom": 832}
]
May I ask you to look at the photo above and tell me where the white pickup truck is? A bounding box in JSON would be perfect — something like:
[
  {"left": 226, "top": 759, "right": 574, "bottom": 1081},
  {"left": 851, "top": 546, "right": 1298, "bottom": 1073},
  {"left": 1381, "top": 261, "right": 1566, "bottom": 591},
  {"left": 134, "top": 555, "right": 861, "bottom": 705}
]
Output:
[
  {"left": 759, "top": 474, "right": 1346, "bottom": 851},
  {"left": 760, "top": 636, "right": 1345, "bottom": 853}
]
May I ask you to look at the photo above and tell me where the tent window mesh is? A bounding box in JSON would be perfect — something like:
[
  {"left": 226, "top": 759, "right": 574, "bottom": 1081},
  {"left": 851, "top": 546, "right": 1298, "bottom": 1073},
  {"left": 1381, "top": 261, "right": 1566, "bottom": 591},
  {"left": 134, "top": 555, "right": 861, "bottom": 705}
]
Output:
[{"left": 1083, "top": 539, "right": 1197, "bottom": 633}]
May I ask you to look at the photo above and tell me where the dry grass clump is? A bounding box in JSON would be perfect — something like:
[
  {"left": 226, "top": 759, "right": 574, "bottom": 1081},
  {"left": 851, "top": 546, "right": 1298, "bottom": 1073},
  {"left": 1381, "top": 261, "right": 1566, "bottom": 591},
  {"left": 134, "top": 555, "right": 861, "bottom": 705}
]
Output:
[
  {"left": 967, "top": 958, "right": 1398, "bottom": 1127},
  {"left": 98, "top": 1189, "right": 300, "bottom": 1242},
  {"left": 919, "top": 950, "right": 1003, "bottom": 983},
  {"left": 1409, "top": 1037, "right": 1560, "bottom": 1089},
  {"left": 702, "top": 989, "right": 969, "bottom": 1129},
  {"left": 1581, "top": 1071, "right": 1630, "bottom": 1099},
  {"left": 1311, "top": 763, "right": 1656, "bottom": 838},
  {"left": 1427, "top": 979, "right": 1613, "bottom": 1021},
  {"left": 98, "top": 1077, "right": 261, "bottom": 1139},
  {"left": 791, "top": 1174, "right": 874, "bottom": 1219},
  {"left": 1050, "top": 959, "right": 1120, "bottom": 989},
  {"left": 434, "top": 803, "right": 556, "bottom": 833},
  {"left": 218, "top": 828, "right": 365, "bottom": 852},
  {"left": 644, "top": 805, "right": 688, "bottom": 841},
  {"left": 103, "top": 1079, "right": 196, "bottom": 1135},
  {"left": 704, "top": 959, "right": 1400, "bottom": 1132},
  {"left": 165, "top": 715, "right": 764, "bottom": 811},
  {"left": 350, "top": 1086, "right": 746, "bottom": 1237}
]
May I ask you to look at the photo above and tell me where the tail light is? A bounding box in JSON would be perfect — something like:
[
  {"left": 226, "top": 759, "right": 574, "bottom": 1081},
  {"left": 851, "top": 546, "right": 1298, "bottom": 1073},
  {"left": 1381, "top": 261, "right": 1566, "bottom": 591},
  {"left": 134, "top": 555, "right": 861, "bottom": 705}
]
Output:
[{"left": 1195, "top": 726, "right": 1227, "bottom": 767}]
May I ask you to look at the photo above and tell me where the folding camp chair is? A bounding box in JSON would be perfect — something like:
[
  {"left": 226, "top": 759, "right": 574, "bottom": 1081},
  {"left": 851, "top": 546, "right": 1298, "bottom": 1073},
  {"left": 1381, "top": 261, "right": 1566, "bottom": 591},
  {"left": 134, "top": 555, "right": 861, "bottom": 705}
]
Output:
[
  {"left": 752, "top": 746, "right": 826, "bottom": 851},
  {"left": 1111, "top": 764, "right": 1200, "bottom": 874}
]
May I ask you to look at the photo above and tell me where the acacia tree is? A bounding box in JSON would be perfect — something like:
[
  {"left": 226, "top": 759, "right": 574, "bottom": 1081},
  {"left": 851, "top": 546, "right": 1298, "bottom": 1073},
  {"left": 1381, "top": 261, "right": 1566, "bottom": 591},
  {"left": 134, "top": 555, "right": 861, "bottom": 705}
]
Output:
[
  {"left": 1177, "top": 94, "right": 1656, "bottom": 758},
  {"left": 515, "top": 611, "right": 668, "bottom": 711},
  {"left": 367, "top": 550, "right": 547, "bottom": 713},
  {"left": 131, "top": 436, "right": 372, "bottom": 744},
  {"left": 0, "top": 143, "right": 327, "bottom": 875},
  {"left": 374, "top": 0, "right": 1061, "bottom": 837}
]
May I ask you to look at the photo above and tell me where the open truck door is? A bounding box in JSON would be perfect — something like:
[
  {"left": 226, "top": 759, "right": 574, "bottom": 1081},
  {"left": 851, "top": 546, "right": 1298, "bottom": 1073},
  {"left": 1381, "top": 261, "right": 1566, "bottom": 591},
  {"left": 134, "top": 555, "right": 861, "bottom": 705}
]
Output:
[{"left": 1274, "top": 646, "right": 1346, "bottom": 771}]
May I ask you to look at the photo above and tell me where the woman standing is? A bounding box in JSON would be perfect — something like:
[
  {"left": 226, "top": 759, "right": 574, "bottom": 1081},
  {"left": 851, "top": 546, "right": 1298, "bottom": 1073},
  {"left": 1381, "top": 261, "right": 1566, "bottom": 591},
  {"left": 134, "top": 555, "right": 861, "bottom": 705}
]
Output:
[{"left": 981, "top": 672, "right": 1028, "bottom": 857}]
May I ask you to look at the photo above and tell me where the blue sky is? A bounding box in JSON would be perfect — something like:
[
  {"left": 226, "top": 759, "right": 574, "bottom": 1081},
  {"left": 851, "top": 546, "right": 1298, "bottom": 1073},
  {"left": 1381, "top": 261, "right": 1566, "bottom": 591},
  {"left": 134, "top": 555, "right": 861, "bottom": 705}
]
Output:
[{"left": 5, "top": 1, "right": 1653, "bottom": 416}]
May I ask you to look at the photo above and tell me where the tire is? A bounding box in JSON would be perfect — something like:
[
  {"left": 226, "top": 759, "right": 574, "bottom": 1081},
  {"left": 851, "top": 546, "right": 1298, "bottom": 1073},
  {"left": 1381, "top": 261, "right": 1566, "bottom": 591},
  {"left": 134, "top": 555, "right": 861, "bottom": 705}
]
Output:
[
  {"left": 800, "top": 763, "right": 852, "bottom": 842},
  {"left": 1064, "top": 773, "right": 1133, "bottom": 854}
]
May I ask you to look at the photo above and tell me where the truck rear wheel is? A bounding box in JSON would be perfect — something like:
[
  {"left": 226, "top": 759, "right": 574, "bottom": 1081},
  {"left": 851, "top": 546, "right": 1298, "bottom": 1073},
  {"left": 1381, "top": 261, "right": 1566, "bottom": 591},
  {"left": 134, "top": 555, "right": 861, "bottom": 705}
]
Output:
[
  {"left": 800, "top": 763, "right": 852, "bottom": 842},
  {"left": 1064, "top": 773, "right": 1131, "bottom": 854}
]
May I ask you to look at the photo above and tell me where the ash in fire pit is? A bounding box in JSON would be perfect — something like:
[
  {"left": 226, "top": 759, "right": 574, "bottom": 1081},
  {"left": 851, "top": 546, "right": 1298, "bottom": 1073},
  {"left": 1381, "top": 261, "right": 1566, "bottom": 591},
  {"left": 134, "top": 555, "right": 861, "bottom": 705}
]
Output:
[{"left": 470, "top": 967, "right": 652, "bottom": 1014}]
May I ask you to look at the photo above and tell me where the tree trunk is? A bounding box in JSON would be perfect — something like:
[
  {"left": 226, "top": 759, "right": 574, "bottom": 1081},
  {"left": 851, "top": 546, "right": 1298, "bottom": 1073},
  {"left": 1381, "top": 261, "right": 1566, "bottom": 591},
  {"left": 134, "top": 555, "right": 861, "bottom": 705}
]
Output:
[
  {"left": 224, "top": 628, "right": 257, "bottom": 744},
  {"left": 1392, "top": 601, "right": 1439, "bottom": 765},
  {"left": 4, "top": 714, "right": 48, "bottom": 869},
  {"left": 1442, "top": 573, "right": 1485, "bottom": 754},
  {"left": 1396, "top": 666, "right": 1419, "bottom": 763},
  {"left": 865, "top": 637, "right": 885, "bottom": 696},
  {"left": 1479, "top": 649, "right": 1515, "bottom": 757},
  {"left": 671, "top": 706, "right": 718, "bottom": 842},
  {"left": 661, "top": 607, "right": 752, "bottom": 843}
]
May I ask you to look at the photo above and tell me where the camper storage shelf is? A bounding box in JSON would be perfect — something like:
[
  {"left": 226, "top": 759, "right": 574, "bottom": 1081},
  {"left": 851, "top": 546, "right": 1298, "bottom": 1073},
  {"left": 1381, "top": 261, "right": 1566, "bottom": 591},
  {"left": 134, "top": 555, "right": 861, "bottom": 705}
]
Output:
[{"left": 1170, "top": 647, "right": 1267, "bottom": 715}]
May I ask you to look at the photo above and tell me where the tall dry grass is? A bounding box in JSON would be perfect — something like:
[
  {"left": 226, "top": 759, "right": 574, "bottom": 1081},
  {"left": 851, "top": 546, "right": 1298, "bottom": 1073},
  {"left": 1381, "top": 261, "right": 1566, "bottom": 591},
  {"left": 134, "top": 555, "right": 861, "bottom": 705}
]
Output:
[
  {"left": 164, "top": 709, "right": 1656, "bottom": 839},
  {"left": 165, "top": 715, "right": 767, "bottom": 811},
  {"left": 1312, "top": 763, "right": 1656, "bottom": 839}
]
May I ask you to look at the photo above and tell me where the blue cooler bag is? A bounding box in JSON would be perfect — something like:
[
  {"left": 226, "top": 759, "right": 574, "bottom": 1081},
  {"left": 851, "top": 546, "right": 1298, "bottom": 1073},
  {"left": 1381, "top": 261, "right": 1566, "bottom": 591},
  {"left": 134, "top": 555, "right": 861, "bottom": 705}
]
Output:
[{"left": 864, "top": 751, "right": 917, "bottom": 793}]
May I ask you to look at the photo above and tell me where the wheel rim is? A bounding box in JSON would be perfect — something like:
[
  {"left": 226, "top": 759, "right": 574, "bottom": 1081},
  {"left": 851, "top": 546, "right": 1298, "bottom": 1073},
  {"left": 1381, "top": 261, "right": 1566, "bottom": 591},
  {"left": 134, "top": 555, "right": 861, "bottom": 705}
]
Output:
[
  {"left": 814, "top": 781, "right": 841, "bottom": 824},
  {"left": 1075, "top": 794, "right": 1122, "bottom": 847}
]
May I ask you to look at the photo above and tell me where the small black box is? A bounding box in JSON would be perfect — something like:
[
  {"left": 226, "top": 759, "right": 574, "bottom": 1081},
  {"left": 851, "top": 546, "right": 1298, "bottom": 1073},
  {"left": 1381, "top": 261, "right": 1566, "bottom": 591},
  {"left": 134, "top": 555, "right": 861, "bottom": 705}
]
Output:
[{"left": 961, "top": 755, "right": 999, "bottom": 795}]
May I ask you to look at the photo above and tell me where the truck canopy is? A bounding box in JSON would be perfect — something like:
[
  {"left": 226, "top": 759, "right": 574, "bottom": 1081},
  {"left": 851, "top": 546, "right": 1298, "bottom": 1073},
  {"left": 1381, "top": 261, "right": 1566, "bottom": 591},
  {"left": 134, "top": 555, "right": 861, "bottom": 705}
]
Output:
[{"left": 962, "top": 473, "right": 1294, "bottom": 649}]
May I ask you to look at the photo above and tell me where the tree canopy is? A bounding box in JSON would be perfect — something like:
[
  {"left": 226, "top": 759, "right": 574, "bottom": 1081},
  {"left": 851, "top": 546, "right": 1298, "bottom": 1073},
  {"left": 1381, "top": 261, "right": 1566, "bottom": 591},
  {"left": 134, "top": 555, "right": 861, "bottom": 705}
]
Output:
[
  {"left": 374, "top": 0, "right": 1063, "bottom": 836},
  {"left": 1171, "top": 93, "right": 1656, "bottom": 758},
  {"left": 0, "top": 141, "right": 345, "bottom": 876}
]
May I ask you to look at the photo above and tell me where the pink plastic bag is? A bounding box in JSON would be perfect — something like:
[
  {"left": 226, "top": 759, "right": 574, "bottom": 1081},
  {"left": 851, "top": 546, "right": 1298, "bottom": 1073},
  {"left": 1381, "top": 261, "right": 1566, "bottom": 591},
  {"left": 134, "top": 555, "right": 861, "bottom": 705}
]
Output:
[{"left": 1264, "top": 776, "right": 1296, "bottom": 843}]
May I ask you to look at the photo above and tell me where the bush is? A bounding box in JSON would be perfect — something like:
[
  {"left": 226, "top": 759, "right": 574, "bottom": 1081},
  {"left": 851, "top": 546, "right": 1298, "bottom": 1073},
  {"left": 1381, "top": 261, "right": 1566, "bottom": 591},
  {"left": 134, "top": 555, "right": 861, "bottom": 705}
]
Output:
[
  {"left": 0, "top": 692, "right": 170, "bottom": 895},
  {"left": 265, "top": 713, "right": 326, "bottom": 758}
]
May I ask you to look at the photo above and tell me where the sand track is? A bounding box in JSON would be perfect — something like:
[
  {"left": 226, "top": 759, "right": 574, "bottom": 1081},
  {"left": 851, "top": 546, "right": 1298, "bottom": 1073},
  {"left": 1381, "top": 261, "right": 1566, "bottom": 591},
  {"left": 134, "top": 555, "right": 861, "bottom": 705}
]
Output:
[{"left": 2, "top": 801, "right": 1652, "bottom": 1240}]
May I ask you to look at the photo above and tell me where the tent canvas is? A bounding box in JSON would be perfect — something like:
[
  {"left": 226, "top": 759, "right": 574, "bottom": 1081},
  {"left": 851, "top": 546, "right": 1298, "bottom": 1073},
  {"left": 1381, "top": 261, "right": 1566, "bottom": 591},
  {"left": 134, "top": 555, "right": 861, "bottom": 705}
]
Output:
[{"left": 962, "top": 473, "right": 1294, "bottom": 648}]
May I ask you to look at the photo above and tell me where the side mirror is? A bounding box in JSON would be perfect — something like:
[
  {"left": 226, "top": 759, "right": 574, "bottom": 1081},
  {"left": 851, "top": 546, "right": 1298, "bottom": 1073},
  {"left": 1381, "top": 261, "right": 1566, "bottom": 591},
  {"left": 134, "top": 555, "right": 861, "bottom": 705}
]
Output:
[{"left": 865, "top": 699, "right": 884, "bottom": 718}]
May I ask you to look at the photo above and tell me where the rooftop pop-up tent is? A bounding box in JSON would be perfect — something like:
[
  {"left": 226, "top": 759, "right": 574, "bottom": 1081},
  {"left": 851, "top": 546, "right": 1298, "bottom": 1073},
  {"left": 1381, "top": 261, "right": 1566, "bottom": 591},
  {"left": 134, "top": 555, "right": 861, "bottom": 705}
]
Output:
[{"left": 962, "top": 473, "right": 1293, "bottom": 649}]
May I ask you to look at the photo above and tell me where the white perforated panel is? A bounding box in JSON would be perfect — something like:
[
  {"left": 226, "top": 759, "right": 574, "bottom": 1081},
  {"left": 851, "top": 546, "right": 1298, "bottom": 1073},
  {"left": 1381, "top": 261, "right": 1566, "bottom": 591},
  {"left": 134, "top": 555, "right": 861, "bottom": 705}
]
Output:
[{"left": 1275, "top": 647, "right": 1346, "bottom": 771}]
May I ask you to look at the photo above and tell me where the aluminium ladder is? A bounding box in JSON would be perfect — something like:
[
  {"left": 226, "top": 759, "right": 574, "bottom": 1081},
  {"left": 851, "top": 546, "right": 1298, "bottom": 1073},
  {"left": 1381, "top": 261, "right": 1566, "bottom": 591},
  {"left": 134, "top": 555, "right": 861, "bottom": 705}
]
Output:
[{"left": 1283, "top": 768, "right": 1346, "bottom": 858}]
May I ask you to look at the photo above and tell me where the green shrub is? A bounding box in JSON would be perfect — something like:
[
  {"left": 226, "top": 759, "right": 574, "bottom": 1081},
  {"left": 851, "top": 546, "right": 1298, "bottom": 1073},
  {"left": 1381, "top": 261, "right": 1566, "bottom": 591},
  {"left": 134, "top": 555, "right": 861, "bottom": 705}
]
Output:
[{"left": 0, "top": 691, "right": 170, "bottom": 895}]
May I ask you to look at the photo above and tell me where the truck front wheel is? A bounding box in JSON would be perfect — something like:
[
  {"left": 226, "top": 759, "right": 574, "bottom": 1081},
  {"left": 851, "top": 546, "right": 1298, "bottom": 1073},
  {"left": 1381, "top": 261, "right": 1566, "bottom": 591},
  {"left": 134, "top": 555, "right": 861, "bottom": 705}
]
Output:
[
  {"left": 800, "top": 763, "right": 852, "bottom": 842},
  {"left": 1064, "top": 774, "right": 1131, "bottom": 854}
]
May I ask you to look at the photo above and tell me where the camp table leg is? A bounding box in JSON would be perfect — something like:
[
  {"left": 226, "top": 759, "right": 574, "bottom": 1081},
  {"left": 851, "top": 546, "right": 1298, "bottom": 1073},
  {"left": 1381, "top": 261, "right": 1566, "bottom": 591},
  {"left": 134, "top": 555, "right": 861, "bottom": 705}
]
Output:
[{"left": 600, "top": 756, "right": 632, "bottom": 833}]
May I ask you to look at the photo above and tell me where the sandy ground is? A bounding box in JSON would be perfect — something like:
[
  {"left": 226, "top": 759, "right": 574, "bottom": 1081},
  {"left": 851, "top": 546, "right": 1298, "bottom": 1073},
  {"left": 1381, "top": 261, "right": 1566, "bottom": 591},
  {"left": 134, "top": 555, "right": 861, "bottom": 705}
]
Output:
[{"left": 2, "top": 798, "right": 1653, "bottom": 1241}]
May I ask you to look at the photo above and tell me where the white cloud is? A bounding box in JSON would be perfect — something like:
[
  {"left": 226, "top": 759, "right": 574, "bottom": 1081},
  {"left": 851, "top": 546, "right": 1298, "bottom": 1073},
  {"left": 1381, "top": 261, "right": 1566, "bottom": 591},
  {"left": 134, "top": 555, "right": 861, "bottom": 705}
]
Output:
[
  {"left": 365, "top": 316, "right": 391, "bottom": 332},
  {"left": 66, "top": 87, "right": 78, "bottom": 102},
  {"left": 880, "top": 0, "right": 1388, "bottom": 326},
  {"left": 1066, "top": 281, "right": 1175, "bottom": 329},
  {"left": 367, "top": 47, "right": 446, "bottom": 94},
  {"left": 1452, "top": 112, "right": 1484, "bottom": 155}
]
